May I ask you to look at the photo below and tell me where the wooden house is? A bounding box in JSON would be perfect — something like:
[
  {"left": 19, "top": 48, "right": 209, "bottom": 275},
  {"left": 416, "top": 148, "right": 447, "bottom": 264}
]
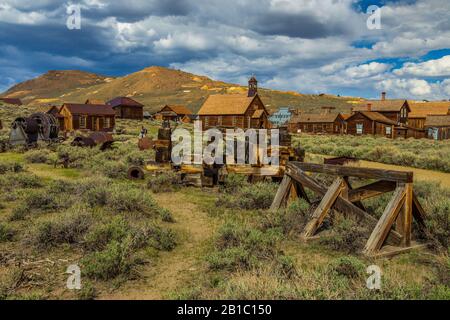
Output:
[
  {"left": 197, "top": 76, "right": 269, "bottom": 130},
  {"left": 288, "top": 113, "right": 346, "bottom": 134},
  {"left": 106, "top": 97, "right": 143, "bottom": 120},
  {"left": 425, "top": 115, "right": 450, "bottom": 140},
  {"left": 352, "top": 93, "right": 410, "bottom": 125},
  {"left": 346, "top": 111, "right": 398, "bottom": 138},
  {"left": 157, "top": 105, "right": 192, "bottom": 122},
  {"left": 0, "top": 98, "right": 22, "bottom": 106},
  {"left": 408, "top": 102, "right": 450, "bottom": 129},
  {"left": 58, "top": 103, "right": 115, "bottom": 132}
]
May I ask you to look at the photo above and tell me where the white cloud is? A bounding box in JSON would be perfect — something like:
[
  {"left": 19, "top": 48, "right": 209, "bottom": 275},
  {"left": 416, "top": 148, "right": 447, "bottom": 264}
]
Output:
[
  {"left": 394, "top": 55, "right": 450, "bottom": 77},
  {"left": 345, "top": 62, "right": 391, "bottom": 79}
]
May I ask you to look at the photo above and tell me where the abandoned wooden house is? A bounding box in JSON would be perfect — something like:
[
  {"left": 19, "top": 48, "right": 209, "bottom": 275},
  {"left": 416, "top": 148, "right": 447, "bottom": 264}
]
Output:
[
  {"left": 346, "top": 111, "right": 399, "bottom": 138},
  {"left": 155, "top": 105, "right": 193, "bottom": 122},
  {"left": 408, "top": 102, "right": 450, "bottom": 129},
  {"left": 352, "top": 92, "right": 410, "bottom": 125},
  {"left": 0, "top": 98, "right": 22, "bottom": 106},
  {"left": 58, "top": 103, "right": 115, "bottom": 132},
  {"left": 106, "top": 97, "right": 144, "bottom": 120},
  {"left": 288, "top": 113, "right": 346, "bottom": 134},
  {"left": 197, "top": 76, "right": 269, "bottom": 130},
  {"left": 425, "top": 115, "right": 450, "bottom": 140}
]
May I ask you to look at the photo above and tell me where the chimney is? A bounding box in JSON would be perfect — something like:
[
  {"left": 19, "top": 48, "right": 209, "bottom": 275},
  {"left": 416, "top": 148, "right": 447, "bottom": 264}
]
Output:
[
  {"left": 381, "top": 92, "right": 386, "bottom": 101},
  {"left": 367, "top": 103, "right": 372, "bottom": 112}
]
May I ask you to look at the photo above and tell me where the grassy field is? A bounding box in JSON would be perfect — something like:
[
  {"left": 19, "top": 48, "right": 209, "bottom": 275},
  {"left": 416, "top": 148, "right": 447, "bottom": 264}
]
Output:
[
  {"left": 294, "top": 134, "right": 450, "bottom": 173},
  {"left": 0, "top": 113, "right": 449, "bottom": 300}
]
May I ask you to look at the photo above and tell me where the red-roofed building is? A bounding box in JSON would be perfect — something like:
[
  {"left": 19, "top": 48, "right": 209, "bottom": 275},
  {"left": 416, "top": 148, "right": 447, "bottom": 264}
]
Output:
[
  {"left": 58, "top": 103, "right": 115, "bottom": 132},
  {"left": 107, "top": 97, "right": 144, "bottom": 120}
]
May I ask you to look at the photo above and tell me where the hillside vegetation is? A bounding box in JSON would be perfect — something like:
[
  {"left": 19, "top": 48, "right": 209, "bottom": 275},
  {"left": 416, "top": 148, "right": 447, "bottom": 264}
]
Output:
[{"left": 1, "top": 66, "right": 357, "bottom": 114}]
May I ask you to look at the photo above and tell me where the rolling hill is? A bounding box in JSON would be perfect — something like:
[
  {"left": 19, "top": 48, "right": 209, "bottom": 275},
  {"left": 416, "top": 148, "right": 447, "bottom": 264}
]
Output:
[{"left": 1, "top": 66, "right": 360, "bottom": 114}]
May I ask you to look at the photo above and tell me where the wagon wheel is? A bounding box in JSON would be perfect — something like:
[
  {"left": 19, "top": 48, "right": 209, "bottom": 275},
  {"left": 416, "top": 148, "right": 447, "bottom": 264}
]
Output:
[{"left": 128, "top": 166, "right": 145, "bottom": 180}]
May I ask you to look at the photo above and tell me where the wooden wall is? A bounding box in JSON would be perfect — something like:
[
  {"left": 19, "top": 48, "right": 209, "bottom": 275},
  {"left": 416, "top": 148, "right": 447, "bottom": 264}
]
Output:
[{"left": 117, "top": 106, "right": 143, "bottom": 120}]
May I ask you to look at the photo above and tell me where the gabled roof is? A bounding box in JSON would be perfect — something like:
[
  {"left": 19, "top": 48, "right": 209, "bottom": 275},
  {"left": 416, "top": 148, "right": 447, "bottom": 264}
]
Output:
[
  {"left": 0, "top": 98, "right": 22, "bottom": 106},
  {"left": 348, "top": 111, "right": 397, "bottom": 125},
  {"left": 198, "top": 94, "right": 263, "bottom": 116},
  {"left": 290, "top": 113, "right": 343, "bottom": 124},
  {"left": 252, "top": 109, "right": 265, "bottom": 119},
  {"left": 341, "top": 113, "right": 352, "bottom": 120},
  {"left": 425, "top": 115, "right": 450, "bottom": 127},
  {"left": 61, "top": 103, "right": 115, "bottom": 116},
  {"left": 353, "top": 100, "right": 409, "bottom": 112},
  {"left": 409, "top": 102, "right": 450, "bottom": 118},
  {"left": 107, "top": 97, "right": 143, "bottom": 108},
  {"left": 162, "top": 105, "right": 192, "bottom": 115}
]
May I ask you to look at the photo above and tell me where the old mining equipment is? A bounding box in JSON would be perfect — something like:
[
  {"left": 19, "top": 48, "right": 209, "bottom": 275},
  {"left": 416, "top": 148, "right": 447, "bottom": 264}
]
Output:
[
  {"left": 9, "top": 112, "right": 60, "bottom": 146},
  {"left": 71, "top": 132, "right": 115, "bottom": 150},
  {"left": 128, "top": 123, "right": 305, "bottom": 188}
]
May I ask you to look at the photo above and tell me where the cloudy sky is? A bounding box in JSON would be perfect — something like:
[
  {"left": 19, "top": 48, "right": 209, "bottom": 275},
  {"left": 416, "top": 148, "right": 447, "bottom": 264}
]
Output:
[{"left": 0, "top": 0, "right": 449, "bottom": 100}]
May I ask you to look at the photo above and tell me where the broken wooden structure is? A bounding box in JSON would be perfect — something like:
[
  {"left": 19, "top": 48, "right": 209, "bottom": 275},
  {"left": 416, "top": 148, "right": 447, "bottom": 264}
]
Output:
[{"left": 271, "top": 162, "right": 429, "bottom": 258}]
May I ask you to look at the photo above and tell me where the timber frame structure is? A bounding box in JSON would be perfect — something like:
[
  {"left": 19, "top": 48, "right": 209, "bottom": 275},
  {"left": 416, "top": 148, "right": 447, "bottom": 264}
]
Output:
[{"left": 271, "top": 162, "right": 429, "bottom": 258}]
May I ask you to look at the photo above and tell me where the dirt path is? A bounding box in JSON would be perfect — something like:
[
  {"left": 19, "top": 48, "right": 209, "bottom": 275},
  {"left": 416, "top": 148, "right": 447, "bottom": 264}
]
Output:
[{"left": 100, "top": 192, "right": 216, "bottom": 300}]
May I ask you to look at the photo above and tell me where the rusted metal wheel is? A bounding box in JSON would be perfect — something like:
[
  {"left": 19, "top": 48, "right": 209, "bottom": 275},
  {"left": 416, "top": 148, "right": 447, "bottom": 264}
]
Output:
[{"left": 127, "top": 166, "right": 145, "bottom": 180}]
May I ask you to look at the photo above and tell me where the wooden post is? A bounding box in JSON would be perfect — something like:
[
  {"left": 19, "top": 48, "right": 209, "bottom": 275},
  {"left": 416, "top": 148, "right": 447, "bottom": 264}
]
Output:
[
  {"left": 270, "top": 175, "right": 292, "bottom": 210},
  {"left": 364, "top": 186, "right": 406, "bottom": 255},
  {"left": 301, "top": 178, "right": 345, "bottom": 239},
  {"left": 403, "top": 183, "right": 413, "bottom": 246}
]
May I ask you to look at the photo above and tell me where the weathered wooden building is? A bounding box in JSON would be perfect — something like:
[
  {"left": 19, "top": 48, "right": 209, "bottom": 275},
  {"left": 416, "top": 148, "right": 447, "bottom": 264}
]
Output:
[
  {"left": 156, "top": 105, "right": 192, "bottom": 122},
  {"left": 58, "top": 103, "right": 115, "bottom": 132},
  {"left": 408, "top": 102, "right": 450, "bottom": 129},
  {"left": 288, "top": 113, "right": 346, "bottom": 134},
  {"left": 425, "top": 115, "right": 450, "bottom": 140},
  {"left": 107, "top": 97, "right": 144, "bottom": 120},
  {"left": 352, "top": 93, "right": 410, "bottom": 125},
  {"left": 85, "top": 99, "right": 106, "bottom": 105},
  {"left": 197, "top": 77, "right": 269, "bottom": 130},
  {"left": 346, "top": 111, "right": 399, "bottom": 138}
]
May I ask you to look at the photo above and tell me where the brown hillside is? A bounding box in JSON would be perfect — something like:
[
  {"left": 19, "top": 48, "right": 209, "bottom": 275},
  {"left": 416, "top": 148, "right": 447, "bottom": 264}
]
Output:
[{"left": 1, "top": 66, "right": 356, "bottom": 113}]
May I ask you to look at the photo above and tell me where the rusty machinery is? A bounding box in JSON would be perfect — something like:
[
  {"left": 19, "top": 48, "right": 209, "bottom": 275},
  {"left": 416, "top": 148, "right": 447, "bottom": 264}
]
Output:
[
  {"left": 128, "top": 123, "right": 304, "bottom": 187},
  {"left": 71, "top": 132, "right": 115, "bottom": 150},
  {"left": 9, "top": 112, "right": 60, "bottom": 146}
]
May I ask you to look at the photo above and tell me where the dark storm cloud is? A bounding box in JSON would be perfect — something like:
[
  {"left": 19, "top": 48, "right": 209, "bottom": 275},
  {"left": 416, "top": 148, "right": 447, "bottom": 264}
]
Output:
[{"left": 251, "top": 12, "right": 353, "bottom": 39}]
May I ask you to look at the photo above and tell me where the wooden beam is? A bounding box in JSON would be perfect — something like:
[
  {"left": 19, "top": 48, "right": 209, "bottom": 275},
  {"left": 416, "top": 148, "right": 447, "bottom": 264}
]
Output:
[
  {"left": 301, "top": 178, "right": 345, "bottom": 238},
  {"left": 412, "top": 192, "right": 427, "bottom": 229},
  {"left": 296, "top": 182, "right": 311, "bottom": 204},
  {"left": 364, "top": 186, "right": 406, "bottom": 255},
  {"left": 403, "top": 183, "right": 413, "bottom": 246},
  {"left": 285, "top": 166, "right": 403, "bottom": 244},
  {"left": 289, "top": 162, "right": 413, "bottom": 183},
  {"left": 270, "top": 175, "right": 293, "bottom": 210},
  {"left": 348, "top": 180, "right": 397, "bottom": 202}
]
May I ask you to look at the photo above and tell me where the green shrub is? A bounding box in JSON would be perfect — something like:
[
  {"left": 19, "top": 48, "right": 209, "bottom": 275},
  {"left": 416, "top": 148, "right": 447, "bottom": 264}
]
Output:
[
  {"left": 77, "top": 281, "right": 97, "bottom": 300},
  {"left": 81, "top": 239, "right": 137, "bottom": 280},
  {"left": 24, "top": 149, "right": 53, "bottom": 164},
  {"left": 84, "top": 216, "right": 130, "bottom": 251},
  {"left": 328, "top": 256, "right": 365, "bottom": 279},
  {"left": 320, "top": 216, "right": 369, "bottom": 253},
  {"left": 145, "top": 224, "right": 177, "bottom": 251},
  {"left": 22, "top": 189, "right": 70, "bottom": 213},
  {"left": 146, "top": 172, "right": 180, "bottom": 193},
  {"left": 106, "top": 185, "right": 164, "bottom": 217},
  {"left": 217, "top": 182, "right": 277, "bottom": 210},
  {"left": 0, "top": 172, "right": 43, "bottom": 189},
  {"left": 0, "top": 223, "right": 15, "bottom": 242},
  {"left": 219, "top": 174, "right": 249, "bottom": 193},
  {"left": 0, "top": 162, "right": 23, "bottom": 174},
  {"left": 28, "top": 207, "right": 92, "bottom": 248}
]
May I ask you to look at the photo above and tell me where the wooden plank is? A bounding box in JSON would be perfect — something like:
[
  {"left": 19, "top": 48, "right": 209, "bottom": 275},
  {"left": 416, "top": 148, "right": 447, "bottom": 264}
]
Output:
[
  {"left": 296, "top": 182, "right": 311, "bottom": 204},
  {"left": 364, "top": 186, "right": 406, "bottom": 255},
  {"left": 270, "top": 175, "right": 292, "bottom": 210},
  {"left": 370, "top": 242, "right": 429, "bottom": 258},
  {"left": 301, "top": 178, "right": 345, "bottom": 238},
  {"left": 289, "top": 162, "right": 413, "bottom": 183},
  {"left": 412, "top": 192, "right": 427, "bottom": 229},
  {"left": 343, "top": 177, "right": 366, "bottom": 212},
  {"left": 286, "top": 166, "right": 403, "bottom": 243},
  {"left": 348, "top": 180, "right": 397, "bottom": 202},
  {"left": 403, "top": 183, "right": 413, "bottom": 246}
]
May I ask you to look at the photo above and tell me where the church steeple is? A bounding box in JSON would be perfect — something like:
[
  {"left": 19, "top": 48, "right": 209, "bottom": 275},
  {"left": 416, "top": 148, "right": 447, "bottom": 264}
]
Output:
[{"left": 248, "top": 75, "right": 258, "bottom": 97}]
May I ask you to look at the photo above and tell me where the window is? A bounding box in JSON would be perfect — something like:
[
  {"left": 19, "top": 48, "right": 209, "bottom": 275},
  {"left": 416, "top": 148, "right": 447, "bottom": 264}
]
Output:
[
  {"left": 386, "top": 126, "right": 392, "bottom": 135},
  {"left": 356, "top": 123, "right": 363, "bottom": 134},
  {"left": 104, "top": 117, "right": 111, "bottom": 128},
  {"left": 79, "top": 116, "right": 87, "bottom": 129}
]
